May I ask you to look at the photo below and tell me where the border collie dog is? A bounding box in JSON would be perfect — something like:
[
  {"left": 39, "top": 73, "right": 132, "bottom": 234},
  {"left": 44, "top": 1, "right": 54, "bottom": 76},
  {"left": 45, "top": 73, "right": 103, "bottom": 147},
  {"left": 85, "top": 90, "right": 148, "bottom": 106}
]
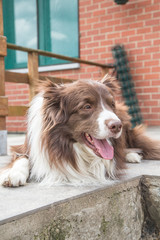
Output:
[{"left": 0, "top": 75, "right": 160, "bottom": 187}]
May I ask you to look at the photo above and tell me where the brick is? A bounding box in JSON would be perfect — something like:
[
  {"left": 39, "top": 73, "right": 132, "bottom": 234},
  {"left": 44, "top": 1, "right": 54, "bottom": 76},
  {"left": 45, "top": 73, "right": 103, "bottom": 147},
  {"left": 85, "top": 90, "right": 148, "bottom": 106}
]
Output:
[
  {"left": 87, "top": 54, "right": 100, "bottom": 61},
  {"left": 121, "top": 30, "right": 136, "bottom": 37},
  {"left": 139, "top": 94, "right": 151, "bottom": 100},
  {"left": 115, "top": 24, "right": 128, "bottom": 31},
  {"left": 93, "top": 22, "right": 106, "bottom": 29},
  {"left": 145, "top": 32, "right": 160, "bottom": 40},
  {"left": 93, "top": 9, "right": 106, "bottom": 17},
  {"left": 135, "top": 0, "right": 151, "bottom": 7},
  {"left": 153, "top": 53, "right": 160, "bottom": 59},
  {"left": 106, "top": 19, "right": 121, "bottom": 26},
  {"left": 129, "top": 22, "right": 144, "bottom": 29},
  {"left": 80, "top": 37, "right": 92, "bottom": 44},
  {"left": 153, "top": 11, "right": 160, "bottom": 18},
  {"left": 100, "top": 40, "right": 114, "bottom": 46},
  {"left": 100, "top": 52, "right": 112, "bottom": 59},
  {"left": 125, "top": 42, "right": 136, "bottom": 49},
  {"left": 101, "top": 2, "right": 112, "bottom": 8},
  {"left": 145, "top": 74, "right": 160, "bottom": 80},
  {"left": 129, "top": 8, "right": 143, "bottom": 15},
  {"left": 140, "top": 106, "right": 151, "bottom": 113},
  {"left": 79, "top": 12, "right": 92, "bottom": 18},
  {"left": 114, "top": 12, "right": 126, "bottom": 19},
  {"left": 152, "top": 67, "right": 160, "bottom": 72},
  {"left": 129, "top": 49, "right": 143, "bottom": 56},
  {"left": 93, "top": 47, "right": 106, "bottom": 54},
  {"left": 93, "top": 35, "right": 105, "bottom": 41},
  {"left": 100, "top": 15, "right": 113, "bottom": 22},
  {"left": 129, "top": 35, "right": 143, "bottom": 42},
  {"left": 152, "top": 80, "right": 160, "bottom": 85},
  {"left": 88, "top": 30, "right": 99, "bottom": 36},
  {"left": 154, "top": 39, "right": 160, "bottom": 45},
  {"left": 135, "top": 81, "right": 151, "bottom": 87},
  {"left": 145, "top": 4, "right": 160, "bottom": 12},
  {"left": 100, "top": 27, "right": 114, "bottom": 34},
  {"left": 152, "top": 26, "right": 160, "bottom": 32},
  {"left": 136, "top": 54, "right": 151, "bottom": 61},
  {"left": 121, "top": 16, "right": 136, "bottom": 24},
  {"left": 132, "top": 61, "right": 143, "bottom": 68},
  {"left": 152, "top": 107, "right": 160, "bottom": 113},
  {"left": 137, "top": 13, "right": 152, "bottom": 21},
  {"left": 145, "top": 46, "right": 160, "bottom": 54},
  {"left": 137, "top": 27, "right": 152, "bottom": 34},
  {"left": 143, "top": 87, "right": 159, "bottom": 93},
  {"left": 136, "top": 68, "right": 151, "bottom": 74},
  {"left": 87, "top": 4, "right": 99, "bottom": 12},
  {"left": 144, "top": 60, "right": 159, "bottom": 67},
  {"left": 142, "top": 100, "right": 158, "bottom": 106},
  {"left": 87, "top": 17, "right": 99, "bottom": 24},
  {"left": 137, "top": 40, "right": 152, "bottom": 48},
  {"left": 145, "top": 19, "right": 160, "bottom": 26},
  {"left": 80, "top": 24, "right": 92, "bottom": 31},
  {"left": 152, "top": 94, "right": 160, "bottom": 99},
  {"left": 79, "top": 0, "right": 91, "bottom": 7},
  {"left": 87, "top": 42, "right": 99, "bottom": 48},
  {"left": 123, "top": 3, "right": 137, "bottom": 10},
  {"left": 107, "top": 32, "right": 121, "bottom": 39},
  {"left": 93, "top": 0, "right": 105, "bottom": 3},
  {"left": 107, "top": 6, "right": 121, "bottom": 14},
  {"left": 145, "top": 120, "right": 160, "bottom": 126}
]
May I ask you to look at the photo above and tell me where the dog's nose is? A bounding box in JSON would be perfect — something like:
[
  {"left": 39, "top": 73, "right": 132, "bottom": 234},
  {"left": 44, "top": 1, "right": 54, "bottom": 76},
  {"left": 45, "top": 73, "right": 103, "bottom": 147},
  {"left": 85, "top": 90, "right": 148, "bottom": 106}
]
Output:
[{"left": 108, "top": 120, "right": 122, "bottom": 134}]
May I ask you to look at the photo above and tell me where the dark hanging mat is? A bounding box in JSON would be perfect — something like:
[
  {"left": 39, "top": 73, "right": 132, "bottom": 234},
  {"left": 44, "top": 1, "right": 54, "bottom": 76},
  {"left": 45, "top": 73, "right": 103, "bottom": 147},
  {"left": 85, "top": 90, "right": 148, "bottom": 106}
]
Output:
[{"left": 112, "top": 45, "right": 143, "bottom": 128}]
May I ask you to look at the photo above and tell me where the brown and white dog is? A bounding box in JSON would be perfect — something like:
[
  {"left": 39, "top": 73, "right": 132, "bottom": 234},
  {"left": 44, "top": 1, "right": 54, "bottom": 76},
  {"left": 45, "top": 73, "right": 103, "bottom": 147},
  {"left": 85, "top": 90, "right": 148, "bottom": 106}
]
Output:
[{"left": 0, "top": 75, "right": 160, "bottom": 187}]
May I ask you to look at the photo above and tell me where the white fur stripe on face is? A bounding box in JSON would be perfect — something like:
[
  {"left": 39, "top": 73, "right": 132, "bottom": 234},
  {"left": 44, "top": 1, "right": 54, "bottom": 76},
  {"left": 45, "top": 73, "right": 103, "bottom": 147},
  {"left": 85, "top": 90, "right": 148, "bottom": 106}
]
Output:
[{"left": 96, "top": 101, "right": 120, "bottom": 139}]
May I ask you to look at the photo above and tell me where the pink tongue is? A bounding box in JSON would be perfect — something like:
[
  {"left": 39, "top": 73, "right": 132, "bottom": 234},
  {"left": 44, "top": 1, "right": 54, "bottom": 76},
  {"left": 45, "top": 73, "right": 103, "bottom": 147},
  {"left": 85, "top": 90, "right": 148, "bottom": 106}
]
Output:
[{"left": 92, "top": 137, "right": 114, "bottom": 160}]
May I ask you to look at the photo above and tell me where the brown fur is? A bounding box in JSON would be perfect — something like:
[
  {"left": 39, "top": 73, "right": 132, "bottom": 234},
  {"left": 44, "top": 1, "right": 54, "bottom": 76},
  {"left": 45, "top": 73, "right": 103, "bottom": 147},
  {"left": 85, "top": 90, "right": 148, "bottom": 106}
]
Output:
[
  {"left": 5, "top": 76, "right": 160, "bottom": 184},
  {"left": 40, "top": 79, "right": 120, "bottom": 172}
]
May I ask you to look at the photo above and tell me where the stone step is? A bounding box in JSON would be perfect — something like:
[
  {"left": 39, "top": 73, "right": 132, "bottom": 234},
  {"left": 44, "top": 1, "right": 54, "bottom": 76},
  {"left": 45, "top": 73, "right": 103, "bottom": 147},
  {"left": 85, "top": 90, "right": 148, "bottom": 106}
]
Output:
[{"left": 0, "top": 162, "right": 160, "bottom": 240}]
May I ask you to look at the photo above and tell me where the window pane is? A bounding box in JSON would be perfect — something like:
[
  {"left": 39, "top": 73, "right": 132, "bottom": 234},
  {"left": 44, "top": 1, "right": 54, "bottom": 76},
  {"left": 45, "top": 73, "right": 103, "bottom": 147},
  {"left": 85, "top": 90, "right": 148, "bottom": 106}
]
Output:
[
  {"left": 3, "top": 0, "right": 79, "bottom": 69},
  {"left": 38, "top": 0, "right": 79, "bottom": 66},
  {"left": 3, "top": 0, "right": 37, "bottom": 69}
]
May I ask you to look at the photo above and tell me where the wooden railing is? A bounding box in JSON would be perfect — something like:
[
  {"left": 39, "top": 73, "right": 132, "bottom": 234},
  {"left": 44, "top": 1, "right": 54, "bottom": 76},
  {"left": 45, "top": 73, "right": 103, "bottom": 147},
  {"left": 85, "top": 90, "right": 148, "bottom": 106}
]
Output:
[{"left": 0, "top": 0, "right": 115, "bottom": 133}]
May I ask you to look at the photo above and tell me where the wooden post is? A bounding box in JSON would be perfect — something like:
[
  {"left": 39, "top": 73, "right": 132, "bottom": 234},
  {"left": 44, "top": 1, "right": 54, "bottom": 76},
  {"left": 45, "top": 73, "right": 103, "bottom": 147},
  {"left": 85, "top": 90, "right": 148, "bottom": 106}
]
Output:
[
  {"left": 0, "top": 0, "right": 8, "bottom": 155},
  {"left": 28, "top": 52, "right": 39, "bottom": 101}
]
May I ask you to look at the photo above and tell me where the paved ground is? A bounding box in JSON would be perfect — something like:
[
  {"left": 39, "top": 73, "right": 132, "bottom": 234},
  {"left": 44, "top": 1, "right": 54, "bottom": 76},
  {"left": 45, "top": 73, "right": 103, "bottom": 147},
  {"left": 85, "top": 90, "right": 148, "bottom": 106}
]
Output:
[{"left": 0, "top": 127, "right": 159, "bottom": 224}]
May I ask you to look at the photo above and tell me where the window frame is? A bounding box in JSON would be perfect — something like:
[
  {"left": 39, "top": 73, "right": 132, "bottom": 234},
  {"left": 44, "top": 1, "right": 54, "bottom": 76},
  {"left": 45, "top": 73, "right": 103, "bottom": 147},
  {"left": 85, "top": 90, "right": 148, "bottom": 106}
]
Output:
[{"left": 3, "top": 0, "right": 80, "bottom": 71}]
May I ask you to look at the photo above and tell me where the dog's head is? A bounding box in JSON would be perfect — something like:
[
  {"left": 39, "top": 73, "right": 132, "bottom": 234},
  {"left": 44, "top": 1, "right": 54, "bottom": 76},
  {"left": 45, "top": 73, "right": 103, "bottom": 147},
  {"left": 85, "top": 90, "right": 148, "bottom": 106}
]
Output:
[{"left": 41, "top": 75, "right": 122, "bottom": 168}]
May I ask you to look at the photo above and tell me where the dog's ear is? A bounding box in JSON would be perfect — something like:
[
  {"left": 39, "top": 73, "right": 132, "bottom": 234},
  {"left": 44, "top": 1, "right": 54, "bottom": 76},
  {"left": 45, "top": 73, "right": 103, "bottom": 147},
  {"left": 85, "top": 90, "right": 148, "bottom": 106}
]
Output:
[
  {"left": 101, "top": 74, "right": 120, "bottom": 93},
  {"left": 40, "top": 80, "right": 69, "bottom": 124},
  {"left": 37, "top": 79, "right": 64, "bottom": 94}
]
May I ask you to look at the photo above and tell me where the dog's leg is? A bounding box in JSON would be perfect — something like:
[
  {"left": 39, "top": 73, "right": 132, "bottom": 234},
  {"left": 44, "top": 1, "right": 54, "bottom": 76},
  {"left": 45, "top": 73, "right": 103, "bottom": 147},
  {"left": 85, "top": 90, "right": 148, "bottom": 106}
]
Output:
[
  {"left": 127, "top": 125, "right": 160, "bottom": 160},
  {"left": 0, "top": 157, "right": 29, "bottom": 187}
]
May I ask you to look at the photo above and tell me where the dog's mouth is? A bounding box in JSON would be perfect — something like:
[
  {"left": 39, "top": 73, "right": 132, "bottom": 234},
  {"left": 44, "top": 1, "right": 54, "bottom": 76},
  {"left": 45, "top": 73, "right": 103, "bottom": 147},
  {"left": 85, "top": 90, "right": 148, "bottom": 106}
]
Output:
[{"left": 82, "top": 133, "right": 114, "bottom": 160}]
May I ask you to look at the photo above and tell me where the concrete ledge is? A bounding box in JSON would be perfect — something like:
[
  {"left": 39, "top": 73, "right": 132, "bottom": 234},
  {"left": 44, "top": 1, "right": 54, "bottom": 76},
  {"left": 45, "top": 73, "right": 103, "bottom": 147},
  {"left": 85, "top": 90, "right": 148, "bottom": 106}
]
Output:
[
  {"left": 0, "top": 177, "right": 143, "bottom": 240},
  {"left": 0, "top": 175, "right": 160, "bottom": 240}
]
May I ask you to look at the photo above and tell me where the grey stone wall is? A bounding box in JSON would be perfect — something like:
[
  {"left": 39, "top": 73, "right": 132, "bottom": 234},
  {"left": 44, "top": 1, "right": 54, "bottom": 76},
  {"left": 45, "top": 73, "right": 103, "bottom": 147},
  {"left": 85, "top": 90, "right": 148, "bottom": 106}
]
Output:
[{"left": 0, "top": 176, "right": 159, "bottom": 240}]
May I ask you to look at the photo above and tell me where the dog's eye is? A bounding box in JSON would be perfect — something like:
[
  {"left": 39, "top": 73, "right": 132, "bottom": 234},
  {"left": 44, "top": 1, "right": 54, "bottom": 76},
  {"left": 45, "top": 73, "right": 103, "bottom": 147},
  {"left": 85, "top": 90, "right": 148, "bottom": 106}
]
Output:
[
  {"left": 111, "top": 101, "right": 115, "bottom": 109},
  {"left": 83, "top": 104, "right": 92, "bottom": 110}
]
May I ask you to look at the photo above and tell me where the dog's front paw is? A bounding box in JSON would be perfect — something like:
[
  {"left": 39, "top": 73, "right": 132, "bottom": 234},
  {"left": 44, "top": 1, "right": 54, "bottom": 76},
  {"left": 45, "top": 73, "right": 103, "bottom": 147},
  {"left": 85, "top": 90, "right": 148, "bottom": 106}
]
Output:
[
  {"left": 0, "top": 158, "right": 29, "bottom": 187},
  {"left": 125, "top": 152, "right": 142, "bottom": 163},
  {"left": 1, "top": 171, "right": 28, "bottom": 187}
]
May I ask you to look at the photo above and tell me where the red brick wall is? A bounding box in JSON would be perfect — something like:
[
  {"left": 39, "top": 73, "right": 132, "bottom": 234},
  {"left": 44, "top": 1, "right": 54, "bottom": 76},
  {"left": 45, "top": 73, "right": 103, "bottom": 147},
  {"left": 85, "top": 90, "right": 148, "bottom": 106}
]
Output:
[{"left": 5, "top": 0, "right": 160, "bottom": 132}]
